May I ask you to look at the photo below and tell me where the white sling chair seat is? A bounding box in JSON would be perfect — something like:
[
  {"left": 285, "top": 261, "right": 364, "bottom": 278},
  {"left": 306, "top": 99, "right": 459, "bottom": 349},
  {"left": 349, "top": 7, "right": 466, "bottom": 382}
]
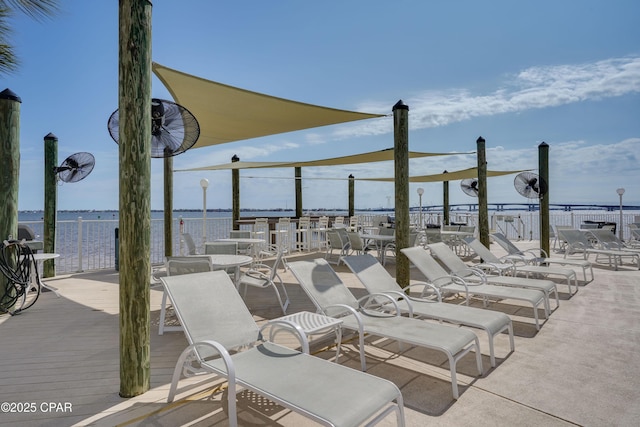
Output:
[
  {"left": 288, "top": 258, "right": 483, "bottom": 400},
  {"left": 462, "top": 237, "right": 578, "bottom": 296},
  {"left": 343, "top": 254, "right": 514, "bottom": 368},
  {"left": 161, "top": 270, "right": 405, "bottom": 427},
  {"left": 490, "top": 233, "right": 594, "bottom": 283},
  {"left": 560, "top": 229, "right": 640, "bottom": 270},
  {"left": 402, "top": 246, "right": 548, "bottom": 331},
  {"left": 428, "top": 242, "right": 558, "bottom": 316}
]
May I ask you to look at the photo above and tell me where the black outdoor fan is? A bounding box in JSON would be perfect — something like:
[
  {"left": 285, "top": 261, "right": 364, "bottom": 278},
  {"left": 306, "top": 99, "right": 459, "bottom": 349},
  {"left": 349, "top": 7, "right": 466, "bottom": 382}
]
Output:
[
  {"left": 460, "top": 178, "right": 480, "bottom": 197},
  {"left": 107, "top": 98, "right": 200, "bottom": 158},
  {"left": 514, "top": 172, "right": 547, "bottom": 199},
  {"left": 54, "top": 152, "right": 95, "bottom": 183}
]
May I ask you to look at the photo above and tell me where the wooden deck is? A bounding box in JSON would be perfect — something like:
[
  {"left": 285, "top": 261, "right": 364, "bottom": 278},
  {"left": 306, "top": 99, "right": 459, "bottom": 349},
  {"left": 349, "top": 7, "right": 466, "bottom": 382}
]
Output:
[{"left": 1, "top": 242, "right": 639, "bottom": 426}]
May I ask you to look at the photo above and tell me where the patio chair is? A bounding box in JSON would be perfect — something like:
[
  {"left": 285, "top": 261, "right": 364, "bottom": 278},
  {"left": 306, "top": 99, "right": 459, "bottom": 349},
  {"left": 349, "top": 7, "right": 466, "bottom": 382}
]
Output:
[
  {"left": 630, "top": 225, "right": 640, "bottom": 247},
  {"left": 490, "top": 233, "right": 594, "bottom": 282},
  {"left": 229, "top": 230, "right": 252, "bottom": 255},
  {"left": 587, "top": 229, "right": 640, "bottom": 253},
  {"left": 343, "top": 254, "right": 514, "bottom": 368},
  {"left": 237, "top": 249, "right": 289, "bottom": 314},
  {"left": 462, "top": 237, "right": 578, "bottom": 295},
  {"left": 181, "top": 232, "right": 198, "bottom": 255},
  {"left": 325, "top": 229, "right": 349, "bottom": 265},
  {"left": 312, "top": 215, "right": 330, "bottom": 251},
  {"left": 205, "top": 241, "right": 238, "bottom": 255},
  {"left": 294, "top": 216, "right": 311, "bottom": 251},
  {"left": 348, "top": 215, "right": 359, "bottom": 232},
  {"left": 346, "top": 231, "right": 370, "bottom": 255},
  {"left": 158, "top": 256, "right": 213, "bottom": 335},
  {"left": 552, "top": 225, "right": 574, "bottom": 252},
  {"left": 559, "top": 229, "right": 640, "bottom": 270},
  {"left": 162, "top": 270, "right": 406, "bottom": 426},
  {"left": 204, "top": 241, "right": 239, "bottom": 276},
  {"left": 428, "top": 242, "right": 558, "bottom": 314},
  {"left": 288, "top": 258, "right": 483, "bottom": 400},
  {"left": 401, "top": 247, "right": 548, "bottom": 331}
]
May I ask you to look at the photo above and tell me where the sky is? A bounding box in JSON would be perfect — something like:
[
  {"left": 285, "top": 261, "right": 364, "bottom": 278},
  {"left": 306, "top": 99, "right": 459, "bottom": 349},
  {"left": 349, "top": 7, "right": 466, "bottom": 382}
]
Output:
[{"left": 2, "top": 0, "right": 639, "bottom": 211}]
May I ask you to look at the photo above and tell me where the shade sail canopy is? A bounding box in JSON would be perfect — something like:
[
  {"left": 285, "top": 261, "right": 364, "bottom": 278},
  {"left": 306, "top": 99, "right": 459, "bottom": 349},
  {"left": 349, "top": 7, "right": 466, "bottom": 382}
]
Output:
[
  {"left": 175, "top": 147, "right": 470, "bottom": 172},
  {"left": 152, "top": 62, "right": 385, "bottom": 149},
  {"left": 359, "top": 167, "right": 529, "bottom": 182}
]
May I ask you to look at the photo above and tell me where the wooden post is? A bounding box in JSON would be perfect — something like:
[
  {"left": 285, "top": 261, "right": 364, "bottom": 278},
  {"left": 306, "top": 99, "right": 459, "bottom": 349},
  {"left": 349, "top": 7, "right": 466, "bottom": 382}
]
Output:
[
  {"left": 539, "top": 142, "right": 550, "bottom": 256},
  {"left": 476, "top": 137, "right": 490, "bottom": 248},
  {"left": 163, "top": 156, "right": 172, "bottom": 257},
  {"left": 0, "top": 88, "right": 21, "bottom": 309},
  {"left": 43, "top": 133, "right": 58, "bottom": 277},
  {"left": 442, "top": 170, "right": 449, "bottom": 226},
  {"left": 118, "top": 0, "right": 152, "bottom": 398},
  {"left": 232, "top": 154, "right": 240, "bottom": 229},
  {"left": 348, "top": 174, "right": 355, "bottom": 218},
  {"left": 393, "top": 100, "right": 410, "bottom": 288},
  {"left": 295, "top": 167, "right": 302, "bottom": 218}
]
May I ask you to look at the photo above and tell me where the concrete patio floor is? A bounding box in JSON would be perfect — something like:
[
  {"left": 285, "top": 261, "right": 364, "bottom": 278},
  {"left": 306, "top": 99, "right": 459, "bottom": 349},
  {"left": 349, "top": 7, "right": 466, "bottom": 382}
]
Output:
[{"left": 1, "top": 240, "right": 639, "bottom": 426}]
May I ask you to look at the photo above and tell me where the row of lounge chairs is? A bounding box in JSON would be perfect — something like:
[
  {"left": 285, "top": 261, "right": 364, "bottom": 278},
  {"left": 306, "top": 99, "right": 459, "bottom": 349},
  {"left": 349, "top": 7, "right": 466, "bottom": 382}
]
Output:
[
  {"left": 158, "top": 228, "right": 629, "bottom": 425},
  {"left": 555, "top": 228, "right": 640, "bottom": 270}
]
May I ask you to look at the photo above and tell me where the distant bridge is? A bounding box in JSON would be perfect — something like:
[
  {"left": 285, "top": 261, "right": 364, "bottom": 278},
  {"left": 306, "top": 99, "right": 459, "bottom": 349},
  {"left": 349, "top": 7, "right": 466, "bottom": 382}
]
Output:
[{"left": 419, "top": 203, "right": 640, "bottom": 212}]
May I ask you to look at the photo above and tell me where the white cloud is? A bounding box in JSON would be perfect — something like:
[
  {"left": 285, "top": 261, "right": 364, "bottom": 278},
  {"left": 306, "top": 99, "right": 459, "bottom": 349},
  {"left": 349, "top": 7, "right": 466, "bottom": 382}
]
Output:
[{"left": 331, "top": 56, "right": 640, "bottom": 140}]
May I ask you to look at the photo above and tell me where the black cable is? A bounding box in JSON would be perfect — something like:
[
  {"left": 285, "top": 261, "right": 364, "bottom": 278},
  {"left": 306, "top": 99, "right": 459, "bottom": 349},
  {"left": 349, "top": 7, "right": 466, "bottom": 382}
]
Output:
[{"left": 0, "top": 240, "right": 38, "bottom": 314}]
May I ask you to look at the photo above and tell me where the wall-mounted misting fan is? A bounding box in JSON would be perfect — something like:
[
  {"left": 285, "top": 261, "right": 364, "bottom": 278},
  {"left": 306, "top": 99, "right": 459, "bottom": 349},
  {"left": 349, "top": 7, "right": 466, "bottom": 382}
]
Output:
[
  {"left": 107, "top": 98, "right": 200, "bottom": 157},
  {"left": 514, "top": 172, "right": 547, "bottom": 199},
  {"left": 460, "top": 178, "right": 479, "bottom": 197},
  {"left": 54, "top": 152, "right": 95, "bottom": 183}
]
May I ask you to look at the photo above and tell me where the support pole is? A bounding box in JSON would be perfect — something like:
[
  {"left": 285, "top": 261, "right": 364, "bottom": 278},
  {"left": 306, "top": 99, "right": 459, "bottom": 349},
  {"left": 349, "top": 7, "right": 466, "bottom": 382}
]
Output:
[
  {"left": 295, "top": 167, "right": 302, "bottom": 218},
  {"left": 118, "top": 0, "right": 152, "bottom": 398},
  {"left": 232, "top": 155, "right": 240, "bottom": 229},
  {"left": 0, "top": 88, "right": 21, "bottom": 309},
  {"left": 393, "top": 100, "right": 410, "bottom": 288},
  {"left": 348, "top": 174, "right": 355, "bottom": 218},
  {"left": 442, "top": 170, "right": 449, "bottom": 226},
  {"left": 163, "top": 156, "right": 172, "bottom": 257},
  {"left": 476, "top": 137, "right": 490, "bottom": 247},
  {"left": 539, "top": 142, "right": 550, "bottom": 256},
  {"left": 43, "top": 133, "right": 58, "bottom": 276}
]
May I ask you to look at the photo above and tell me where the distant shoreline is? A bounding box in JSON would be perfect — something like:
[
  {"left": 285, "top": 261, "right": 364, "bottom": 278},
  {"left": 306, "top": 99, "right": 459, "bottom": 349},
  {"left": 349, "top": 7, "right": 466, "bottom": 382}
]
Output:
[{"left": 17, "top": 204, "right": 640, "bottom": 214}]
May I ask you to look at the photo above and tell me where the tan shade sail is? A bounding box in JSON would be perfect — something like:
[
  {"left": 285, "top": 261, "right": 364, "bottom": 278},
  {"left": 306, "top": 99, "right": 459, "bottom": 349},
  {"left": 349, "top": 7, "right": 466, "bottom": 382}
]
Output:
[
  {"left": 358, "top": 167, "right": 529, "bottom": 182},
  {"left": 175, "top": 147, "right": 470, "bottom": 172},
  {"left": 152, "top": 62, "right": 385, "bottom": 149}
]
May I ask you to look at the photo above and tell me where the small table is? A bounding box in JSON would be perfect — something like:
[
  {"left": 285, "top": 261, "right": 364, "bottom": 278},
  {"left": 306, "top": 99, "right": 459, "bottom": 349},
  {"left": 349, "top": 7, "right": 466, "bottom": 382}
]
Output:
[
  {"left": 30, "top": 253, "right": 61, "bottom": 296},
  {"left": 268, "top": 311, "right": 343, "bottom": 362},
  {"left": 206, "top": 254, "right": 253, "bottom": 284},
  {"left": 360, "top": 234, "right": 395, "bottom": 264}
]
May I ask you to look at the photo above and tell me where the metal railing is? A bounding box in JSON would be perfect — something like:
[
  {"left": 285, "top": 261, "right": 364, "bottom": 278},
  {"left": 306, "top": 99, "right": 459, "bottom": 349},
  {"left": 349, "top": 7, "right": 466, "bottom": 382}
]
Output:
[{"left": 18, "top": 211, "right": 638, "bottom": 274}]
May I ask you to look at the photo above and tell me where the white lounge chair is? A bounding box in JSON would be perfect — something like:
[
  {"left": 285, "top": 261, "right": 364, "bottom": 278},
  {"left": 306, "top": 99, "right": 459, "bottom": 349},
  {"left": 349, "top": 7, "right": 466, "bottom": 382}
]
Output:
[
  {"left": 428, "top": 242, "right": 558, "bottom": 315},
  {"left": 288, "top": 258, "right": 483, "bottom": 400},
  {"left": 402, "top": 246, "right": 547, "bottom": 331},
  {"left": 490, "top": 232, "right": 594, "bottom": 282},
  {"left": 158, "top": 256, "right": 213, "bottom": 335},
  {"left": 343, "top": 254, "right": 514, "bottom": 368},
  {"left": 559, "top": 229, "right": 640, "bottom": 270},
  {"left": 587, "top": 229, "right": 640, "bottom": 254},
  {"left": 462, "top": 237, "right": 578, "bottom": 295},
  {"left": 161, "top": 270, "right": 406, "bottom": 427}
]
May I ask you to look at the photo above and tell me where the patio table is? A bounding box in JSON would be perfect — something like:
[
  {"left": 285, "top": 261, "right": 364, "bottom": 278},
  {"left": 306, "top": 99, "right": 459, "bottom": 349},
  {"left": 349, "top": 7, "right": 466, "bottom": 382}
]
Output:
[
  {"left": 206, "top": 254, "right": 253, "bottom": 285},
  {"left": 359, "top": 233, "right": 395, "bottom": 264}
]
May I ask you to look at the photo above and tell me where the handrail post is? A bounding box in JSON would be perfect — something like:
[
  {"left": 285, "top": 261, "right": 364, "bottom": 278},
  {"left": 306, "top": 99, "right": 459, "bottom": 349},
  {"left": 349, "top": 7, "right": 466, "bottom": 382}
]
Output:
[{"left": 77, "top": 217, "right": 84, "bottom": 272}]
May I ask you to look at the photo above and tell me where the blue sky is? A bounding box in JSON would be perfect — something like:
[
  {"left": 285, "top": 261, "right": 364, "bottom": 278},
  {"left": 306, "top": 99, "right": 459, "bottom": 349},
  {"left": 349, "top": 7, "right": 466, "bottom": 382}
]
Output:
[{"left": 3, "top": 0, "right": 639, "bottom": 211}]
